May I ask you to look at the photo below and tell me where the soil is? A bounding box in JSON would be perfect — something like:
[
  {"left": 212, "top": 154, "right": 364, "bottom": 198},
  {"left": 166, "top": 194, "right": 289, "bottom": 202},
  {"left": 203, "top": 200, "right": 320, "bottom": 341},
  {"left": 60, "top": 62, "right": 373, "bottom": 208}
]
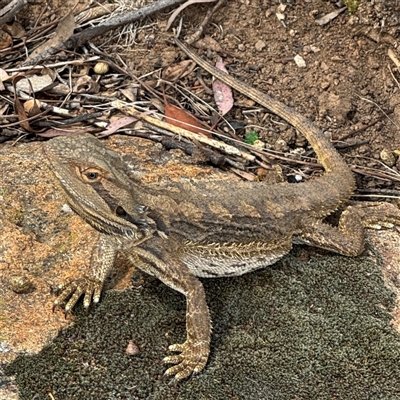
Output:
[{"left": 2, "top": 0, "right": 400, "bottom": 190}]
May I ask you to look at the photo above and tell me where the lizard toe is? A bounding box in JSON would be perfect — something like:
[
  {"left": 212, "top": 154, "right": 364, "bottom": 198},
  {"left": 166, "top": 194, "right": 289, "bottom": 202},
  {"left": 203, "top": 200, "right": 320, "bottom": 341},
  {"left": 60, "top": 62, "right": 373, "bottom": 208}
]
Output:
[
  {"left": 163, "top": 340, "right": 209, "bottom": 381},
  {"left": 53, "top": 276, "right": 103, "bottom": 313}
]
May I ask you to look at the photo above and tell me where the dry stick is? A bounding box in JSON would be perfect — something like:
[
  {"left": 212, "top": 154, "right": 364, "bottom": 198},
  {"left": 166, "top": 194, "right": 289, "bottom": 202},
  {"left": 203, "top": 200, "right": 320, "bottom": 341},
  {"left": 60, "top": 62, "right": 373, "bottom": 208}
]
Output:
[
  {"left": 112, "top": 100, "right": 255, "bottom": 162},
  {"left": 22, "top": 0, "right": 187, "bottom": 66},
  {"left": 186, "top": 0, "right": 227, "bottom": 44},
  {"left": 0, "top": 0, "right": 27, "bottom": 26},
  {"left": 351, "top": 167, "right": 400, "bottom": 183},
  {"left": 357, "top": 188, "right": 400, "bottom": 197}
]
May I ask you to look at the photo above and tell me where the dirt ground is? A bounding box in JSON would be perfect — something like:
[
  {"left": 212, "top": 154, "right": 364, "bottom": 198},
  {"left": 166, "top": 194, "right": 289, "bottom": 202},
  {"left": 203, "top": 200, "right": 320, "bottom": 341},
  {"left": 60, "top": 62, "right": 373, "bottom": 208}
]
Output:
[
  {"left": 3, "top": 0, "right": 400, "bottom": 319},
  {"left": 2, "top": 0, "right": 400, "bottom": 192}
]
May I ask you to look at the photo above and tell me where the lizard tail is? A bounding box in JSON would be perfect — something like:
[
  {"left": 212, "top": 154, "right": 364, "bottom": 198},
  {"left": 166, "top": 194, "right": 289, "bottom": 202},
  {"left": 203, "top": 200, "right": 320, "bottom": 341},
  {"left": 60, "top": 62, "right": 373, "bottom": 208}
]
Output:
[{"left": 175, "top": 38, "right": 356, "bottom": 212}]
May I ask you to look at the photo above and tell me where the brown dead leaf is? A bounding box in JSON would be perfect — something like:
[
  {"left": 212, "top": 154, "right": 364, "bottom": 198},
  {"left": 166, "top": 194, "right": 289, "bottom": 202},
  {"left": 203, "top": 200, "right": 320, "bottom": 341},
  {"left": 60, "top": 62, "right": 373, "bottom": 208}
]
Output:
[
  {"left": 29, "top": 11, "right": 75, "bottom": 60},
  {"left": 162, "top": 60, "right": 196, "bottom": 82},
  {"left": 230, "top": 167, "right": 256, "bottom": 181},
  {"left": 164, "top": 93, "right": 212, "bottom": 138},
  {"left": 119, "top": 87, "right": 138, "bottom": 102},
  {"left": 2, "top": 21, "right": 26, "bottom": 38},
  {"left": 23, "top": 99, "right": 41, "bottom": 117},
  {"left": 194, "top": 36, "right": 224, "bottom": 53},
  {"left": 315, "top": 7, "right": 347, "bottom": 26},
  {"left": 12, "top": 76, "right": 33, "bottom": 132},
  {"left": 75, "top": 4, "right": 118, "bottom": 25},
  {"left": 73, "top": 76, "right": 100, "bottom": 94},
  {"left": 0, "top": 30, "right": 12, "bottom": 50},
  {"left": 0, "top": 68, "right": 10, "bottom": 90},
  {"left": 0, "top": 103, "right": 9, "bottom": 116}
]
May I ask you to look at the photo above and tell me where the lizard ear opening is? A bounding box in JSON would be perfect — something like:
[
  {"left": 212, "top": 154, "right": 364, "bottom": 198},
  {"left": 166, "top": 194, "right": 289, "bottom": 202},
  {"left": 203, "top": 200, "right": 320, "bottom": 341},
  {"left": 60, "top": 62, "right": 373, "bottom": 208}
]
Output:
[{"left": 115, "top": 206, "right": 127, "bottom": 217}]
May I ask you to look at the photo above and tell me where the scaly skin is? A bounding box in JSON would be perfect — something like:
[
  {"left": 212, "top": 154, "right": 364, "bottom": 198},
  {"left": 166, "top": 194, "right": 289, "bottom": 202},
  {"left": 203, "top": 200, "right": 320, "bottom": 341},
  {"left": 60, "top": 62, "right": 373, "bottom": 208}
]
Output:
[{"left": 42, "top": 40, "right": 400, "bottom": 381}]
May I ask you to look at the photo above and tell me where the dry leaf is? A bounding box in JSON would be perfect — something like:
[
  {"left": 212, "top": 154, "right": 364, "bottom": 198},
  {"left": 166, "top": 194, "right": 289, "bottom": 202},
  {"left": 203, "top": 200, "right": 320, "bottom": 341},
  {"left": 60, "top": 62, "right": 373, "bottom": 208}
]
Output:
[
  {"left": 0, "top": 103, "right": 9, "bottom": 116},
  {"left": 29, "top": 12, "right": 75, "bottom": 59},
  {"left": 315, "top": 7, "right": 347, "bottom": 26},
  {"left": 16, "top": 73, "right": 55, "bottom": 94},
  {"left": 162, "top": 60, "right": 196, "bottom": 82},
  {"left": 0, "top": 69, "right": 10, "bottom": 82},
  {"left": 164, "top": 93, "right": 212, "bottom": 138},
  {"left": 73, "top": 76, "right": 100, "bottom": 94},
  {"left": 12, "top": 76, "right": 33, "bottom": 132},
  {"left": 2, "top": 21, "right": 26, "bottom": 38},
  {"left": 230, "top": 167, "right": 256, "bottom": 181},
  {"left": 23, "top": 99, "right": 41, "bottom": 117},
  {"left": 119, "top": 87, "right": 138, "bottom": 102},
  {"left": 194, "top": 36, "right": 224, "bottom": 53},
  {"left": 0, "top": 68, "right": 10, "bottom": 90},
  {"left": 212, "top": 58, "right": 234, "bottom": 116},
  {"left": 98, "top": 116, "right": 138, "bottom": 137},
  {"left": 0, "top": 30, "right": 12, "bottom": 50}
]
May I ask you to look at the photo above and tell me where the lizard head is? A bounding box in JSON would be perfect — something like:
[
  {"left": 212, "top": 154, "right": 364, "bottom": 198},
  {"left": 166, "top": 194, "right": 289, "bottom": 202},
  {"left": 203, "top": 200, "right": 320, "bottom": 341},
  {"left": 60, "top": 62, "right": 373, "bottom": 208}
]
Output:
[{"left": 43, "top": 133, "right": 157, "bottom": 240}]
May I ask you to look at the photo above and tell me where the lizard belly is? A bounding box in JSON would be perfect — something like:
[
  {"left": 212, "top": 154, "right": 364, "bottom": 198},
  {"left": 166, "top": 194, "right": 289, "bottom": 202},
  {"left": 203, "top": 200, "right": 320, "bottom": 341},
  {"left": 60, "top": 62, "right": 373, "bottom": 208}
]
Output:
[{"left": 181, "top": 240, "right": 292, "bottom": 278}]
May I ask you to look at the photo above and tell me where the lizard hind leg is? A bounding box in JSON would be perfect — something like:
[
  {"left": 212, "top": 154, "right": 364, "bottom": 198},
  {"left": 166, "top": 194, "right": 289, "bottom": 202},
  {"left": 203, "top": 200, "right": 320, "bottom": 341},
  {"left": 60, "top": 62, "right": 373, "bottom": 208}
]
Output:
[
  {"left": 127, "top": 246, "right": 211, "bottom": 381},
  {"left": 294, "top": 202, "right": 400, "bottom": 257}
]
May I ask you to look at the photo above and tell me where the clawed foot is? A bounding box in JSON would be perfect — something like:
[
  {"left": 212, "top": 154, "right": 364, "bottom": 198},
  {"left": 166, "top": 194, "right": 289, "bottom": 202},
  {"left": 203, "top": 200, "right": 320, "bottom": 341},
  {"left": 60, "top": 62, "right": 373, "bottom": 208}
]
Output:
[
  {"left": 163, "top": 340, "right": 209, "bottom": 382},
  {"left": 53, "top": 276, "right": 104, "bottom": 313}
]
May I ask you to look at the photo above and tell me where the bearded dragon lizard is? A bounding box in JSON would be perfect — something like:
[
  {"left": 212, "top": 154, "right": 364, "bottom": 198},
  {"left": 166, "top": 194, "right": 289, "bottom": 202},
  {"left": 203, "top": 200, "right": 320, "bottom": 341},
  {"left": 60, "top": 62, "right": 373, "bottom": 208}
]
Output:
[{"left": 42, "top": 38, "right": 400, "bottom": 381}]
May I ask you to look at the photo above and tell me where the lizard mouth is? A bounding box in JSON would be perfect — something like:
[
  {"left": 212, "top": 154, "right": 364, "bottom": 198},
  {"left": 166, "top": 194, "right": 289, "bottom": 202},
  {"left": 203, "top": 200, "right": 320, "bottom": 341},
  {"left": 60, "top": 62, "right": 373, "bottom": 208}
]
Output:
[
  {"left": 115, "top": 205, "right": 156, "bottom": 234},
  {"left": 69, "top": 202, "right": 139, "bottom": 239}
]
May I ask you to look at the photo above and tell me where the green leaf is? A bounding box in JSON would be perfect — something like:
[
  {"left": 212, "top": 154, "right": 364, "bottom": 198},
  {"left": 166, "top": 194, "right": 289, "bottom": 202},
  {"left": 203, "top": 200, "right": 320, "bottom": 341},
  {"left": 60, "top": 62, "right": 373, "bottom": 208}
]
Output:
[{"left": 244, "top": 131, "right": 259, "bottom": 145}]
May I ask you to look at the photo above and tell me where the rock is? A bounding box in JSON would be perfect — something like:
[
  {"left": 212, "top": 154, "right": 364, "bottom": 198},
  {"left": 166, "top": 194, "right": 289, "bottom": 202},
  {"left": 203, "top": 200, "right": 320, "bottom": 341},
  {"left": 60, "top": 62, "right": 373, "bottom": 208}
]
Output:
[
  {"left": 380, "top": 148, "right": 396, "bottom": 167},
  {"left": 254, "top": 40, "right": 266, "bottom": 52}
]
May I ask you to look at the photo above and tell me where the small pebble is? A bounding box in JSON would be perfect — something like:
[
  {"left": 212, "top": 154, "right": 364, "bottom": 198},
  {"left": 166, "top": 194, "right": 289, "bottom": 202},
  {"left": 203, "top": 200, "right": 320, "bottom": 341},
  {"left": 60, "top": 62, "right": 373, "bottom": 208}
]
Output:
[
  {"left": 10, "top": 275, "right": 35, "bottom": 294},
  {"left": 126, "top": 340, "right": 140, "bottom": 356},
  {"left": 380, "top": 149, "right": 396, "bottom": 167},
  {"left": 255, "top": 40, "right": 266, "bottom": 52},
  {"left": 294, "top": 54, "right": 306, "bottom": 68}
]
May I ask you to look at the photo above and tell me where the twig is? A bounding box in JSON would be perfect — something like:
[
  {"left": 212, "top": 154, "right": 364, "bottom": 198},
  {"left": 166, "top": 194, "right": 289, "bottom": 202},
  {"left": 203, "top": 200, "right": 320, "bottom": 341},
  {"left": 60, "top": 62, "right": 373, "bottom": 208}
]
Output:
[
  {"left": 112, "top": 100, "right": 255, "bottom": 161},
  {"left": 0, "top": 0, "right": 27, "bottom": 26},
  {"left": 34, "top": 111, "right": 104, "bottom": 127},
  {"left": 22, "top": 0, "right": 188, "bottom": 66},
  {"left": 351, "top": 167, "right": 400, "bottom": 183},
  {"left": 357, "top": 188, "right": 400, "bottom": 197},
  {"left": 355, "top": 94, "right": 398, "bottom": 129},
  {"left": 388, "top": 48, "right": 400, "bottom": 70},
  {"left": 352, "top": 194, "right": 400, "bottom": 200},
  {"left": 334, "top": 139, "right": 370, "bottom": 149},
  {"left": 166, "top": 0, "right": 217, "bottom": 31},
  {"left": 388, "top": 63, "right": 400, "bottom": 90},
  {"left": 336, "top": 112, "right": 393, "bottom": 142},
  {"left": 185, "top": 0, "right": 227, "bottom": 44},
  {"left": 5, "top": 56, "right": 100, "bottom": 73}
]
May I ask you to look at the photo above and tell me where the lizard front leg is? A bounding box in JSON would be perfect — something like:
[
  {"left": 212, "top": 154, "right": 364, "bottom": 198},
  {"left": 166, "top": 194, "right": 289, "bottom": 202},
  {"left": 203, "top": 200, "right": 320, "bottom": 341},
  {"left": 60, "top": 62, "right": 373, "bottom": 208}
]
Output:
[
  {"left": 128, "top": 246, "right": 211, "bottom": 381},
  {"left": 54, "top": 233, "right": 118, "bottom": 312},
  {"left": 295, "top": 202, "right": 400, "bottom": 256}
]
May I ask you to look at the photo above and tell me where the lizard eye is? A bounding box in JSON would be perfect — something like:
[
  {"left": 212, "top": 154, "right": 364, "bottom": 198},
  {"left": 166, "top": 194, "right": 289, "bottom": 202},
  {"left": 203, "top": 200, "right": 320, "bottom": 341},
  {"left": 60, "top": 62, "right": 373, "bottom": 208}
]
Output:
[
  {"left": 80, "top": 168, "right": 102, "bottom": 182},
  {"left": 86, "top": 172, "right": 98, "bottom": 180}
]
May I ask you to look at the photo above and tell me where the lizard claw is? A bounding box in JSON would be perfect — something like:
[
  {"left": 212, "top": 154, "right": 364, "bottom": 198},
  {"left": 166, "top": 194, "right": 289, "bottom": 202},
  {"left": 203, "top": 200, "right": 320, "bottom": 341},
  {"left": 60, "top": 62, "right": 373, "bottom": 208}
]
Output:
[
  {"left": 53, "top": 277, "right": 104, "bottom": 313},
  {"left": 163, "top": 340, "right": 209, "bottom": 381}
]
